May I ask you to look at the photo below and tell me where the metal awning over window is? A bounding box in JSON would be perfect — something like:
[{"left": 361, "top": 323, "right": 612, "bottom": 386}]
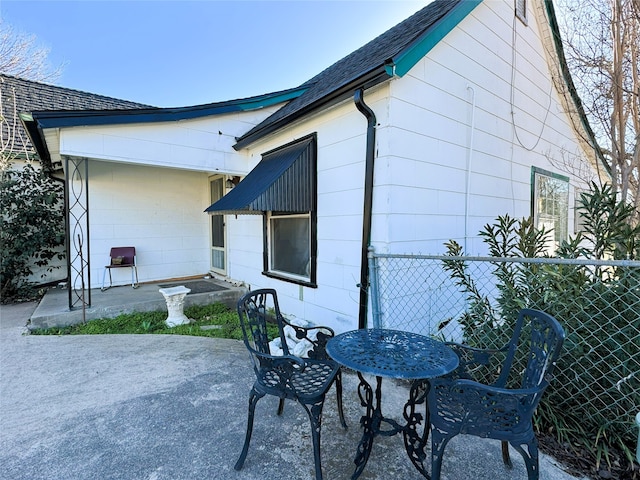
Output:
[{"left": 205, "top": 136, "right": 315, "bottom": 215}]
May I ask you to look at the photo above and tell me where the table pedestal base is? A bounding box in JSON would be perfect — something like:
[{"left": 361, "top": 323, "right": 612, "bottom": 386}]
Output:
[{"left": 351, "top": 373, "right": 431, "bottom": 479}]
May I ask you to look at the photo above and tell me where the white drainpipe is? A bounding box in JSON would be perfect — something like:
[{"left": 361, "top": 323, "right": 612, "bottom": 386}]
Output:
[{"left": 465, "top": 84, "right": 476, "bottom": 253}]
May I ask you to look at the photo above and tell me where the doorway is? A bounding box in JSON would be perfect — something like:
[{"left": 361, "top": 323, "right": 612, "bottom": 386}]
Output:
[{"left": 209, "top": 176, "right": 226, "bottom": 274}]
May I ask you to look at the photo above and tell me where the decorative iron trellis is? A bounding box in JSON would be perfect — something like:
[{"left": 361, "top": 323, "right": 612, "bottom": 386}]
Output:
[{"left": 64, "top": 156, "right": 91, "bottom": 310}]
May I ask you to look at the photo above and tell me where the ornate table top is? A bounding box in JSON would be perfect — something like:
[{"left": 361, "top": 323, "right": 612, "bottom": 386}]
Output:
[{"left": 327, "top": 328, "right": 459, "bottom": 380}]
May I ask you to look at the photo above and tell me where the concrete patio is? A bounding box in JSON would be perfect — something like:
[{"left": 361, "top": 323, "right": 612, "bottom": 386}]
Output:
[
  {"left": 27, "top": 277, "right": 247, "bottom": 330},
  {"left": 0, "top": 301, "right": 587, "bottom": 480}
]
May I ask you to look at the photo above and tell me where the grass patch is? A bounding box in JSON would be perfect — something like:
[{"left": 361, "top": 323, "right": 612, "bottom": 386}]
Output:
[{"left": 29, "top": 303, "right": 279, "bottom": 340}]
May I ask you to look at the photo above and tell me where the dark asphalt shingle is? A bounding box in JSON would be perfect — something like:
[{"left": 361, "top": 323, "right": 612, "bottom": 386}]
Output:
[
  {"left": 235, "top": 0, "right": 461, "bottom": 149},
  {"left": 0, "top": 74, "right": 153, "bottom": 158}
]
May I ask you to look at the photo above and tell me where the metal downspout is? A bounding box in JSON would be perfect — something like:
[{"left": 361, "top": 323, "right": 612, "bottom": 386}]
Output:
[{"left": 354, "top": 88, "right": 376, "bottom": 329}]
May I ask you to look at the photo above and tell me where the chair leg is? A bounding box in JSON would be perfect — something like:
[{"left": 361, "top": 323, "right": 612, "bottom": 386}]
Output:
[
  {"left": 510, "top": 438, "right": 540, "bottom": 480},
  {"left": 303, "top": 398, "right": 325, "bottom": 480},
  {"left": 235, "top": 388, "right": 264, "bottom": 471},
  {"left": 101, "top": 268, "right": 112, "bottom": 291},
  {"left": 502, "top": 440, "right": 513, "bottom": 468},
  {"left": 132, "top": 266, "right": 139, "bottom": 288},
  {"left": 335, "top": 371, "right": 347, "bottom": 429},
  {"left": 277, "top": 398, "right": 285, "bottom": 416},
  {"left": 431, "top": 429, "right": 453, "bottom": 480}
]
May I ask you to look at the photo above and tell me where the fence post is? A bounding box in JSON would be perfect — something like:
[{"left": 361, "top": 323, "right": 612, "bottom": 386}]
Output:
[{"left": 368, "top": 247, "right": 382, "bottom": 328}]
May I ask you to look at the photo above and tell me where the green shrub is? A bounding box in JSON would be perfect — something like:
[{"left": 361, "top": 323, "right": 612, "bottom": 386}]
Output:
[
  {"left": 443, "top": 183, "right": 640, "bottom": 472},
  {"left": 0, "top": 164, "right": 65, "bottom": 302}
]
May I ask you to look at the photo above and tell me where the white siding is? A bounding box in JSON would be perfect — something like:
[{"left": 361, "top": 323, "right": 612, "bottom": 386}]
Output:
[
  {"left": 224, "top": 90, "right": 388, "bottom": 333},
  {"left": 53, "top": 0, "right": 598, "bottom": 332},
  {"left": 372, "top": 0, "right": 591, "bottom": 255},
  {"left": 224, "top": 0, "right": 597, "bottom": 331},
  {"left": 57, "top": 108, "right": 278, "bottom": 173},
  {"left": 89, "top": 161, "right": 211, "bottom": 287}
]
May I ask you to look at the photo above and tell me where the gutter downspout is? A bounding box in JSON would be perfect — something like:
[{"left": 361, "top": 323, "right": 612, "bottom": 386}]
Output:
[{"left": 354, "top": 88, "right": 376, "bottom": 329}]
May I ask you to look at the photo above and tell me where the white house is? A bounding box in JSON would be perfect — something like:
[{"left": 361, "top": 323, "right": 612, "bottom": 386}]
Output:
[{"left": 23, "top": 0, "right": 607, "bottom": 332}]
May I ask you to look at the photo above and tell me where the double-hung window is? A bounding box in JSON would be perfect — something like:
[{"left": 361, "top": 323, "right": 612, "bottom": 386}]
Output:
[
  {"left": 268, "top": 212, "right": 311, "bottom": 280},
  {"left": 531, "top": 167, "right": 569, "bottom": 253},
  {"left": 205, "top": 134, "right": 317, "bottom": 287},
  {"left": 263, "top": 135, "right": 317, "bottom": 286}
]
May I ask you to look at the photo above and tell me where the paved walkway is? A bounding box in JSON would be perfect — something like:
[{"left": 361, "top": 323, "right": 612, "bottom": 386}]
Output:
[{"left": 0, "top": 302, "right": 587, "bottom": 480}]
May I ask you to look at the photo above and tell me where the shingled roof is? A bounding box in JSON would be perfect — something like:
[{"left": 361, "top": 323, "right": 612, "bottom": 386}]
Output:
[
  {"left": 233, "top": 0, "right": 475, "bottom": 149},
  {"left": 0, "top": 74, "right": 153, "bottom": 159}
]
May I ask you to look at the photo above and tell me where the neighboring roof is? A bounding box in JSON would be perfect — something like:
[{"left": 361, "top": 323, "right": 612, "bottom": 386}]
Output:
[
  {"left": 0, "top": 74, "right": 152, "bottom": 159},
  {"left": 233, "top": 0, "right": 481, "bottom": 150}
]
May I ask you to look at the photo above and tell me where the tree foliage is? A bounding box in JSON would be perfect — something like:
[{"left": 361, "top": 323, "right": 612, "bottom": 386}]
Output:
[
  {"left": 0, "top": 23, "right": 65, "bottom": 301},
  {"left": 0, "top": 163, "right": 65, "bottom": 301},
  {"left": 557, "top": 0, "right": 640, "bottom": 222},
  {"left": 443, "top": 184, "right": 640, "bottom": 475}
]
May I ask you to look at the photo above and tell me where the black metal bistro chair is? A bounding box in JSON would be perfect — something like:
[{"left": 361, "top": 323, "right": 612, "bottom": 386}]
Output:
[
  {"left": 428, "top": 308, "right": 565, "bottom": 480},
  {"left": 234, "top": 289, "right": 347, "bottom": 480}
]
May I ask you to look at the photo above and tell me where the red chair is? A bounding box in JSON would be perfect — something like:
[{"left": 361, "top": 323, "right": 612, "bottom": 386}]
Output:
[{"left": 101, "top": 247, "right": 139, "bottom": 291}]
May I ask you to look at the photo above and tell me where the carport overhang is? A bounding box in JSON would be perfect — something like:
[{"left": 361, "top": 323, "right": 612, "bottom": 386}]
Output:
[{"left": 20, "top": 86, "right": 308, "bottom": 171}]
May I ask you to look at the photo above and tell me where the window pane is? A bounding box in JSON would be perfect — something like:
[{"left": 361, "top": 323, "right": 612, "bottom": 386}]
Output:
[
  {"left": 534, "top": 172, "right": 568, "bottom": 250},
  {"left": 210, "top": 178, "right": 224, "bottom": 248},
  {"left": 270, "top": 216, "right": 310, "bottom": 278},
  {"left": 211, "top": 216, "right": 224, "bottom": 248}
]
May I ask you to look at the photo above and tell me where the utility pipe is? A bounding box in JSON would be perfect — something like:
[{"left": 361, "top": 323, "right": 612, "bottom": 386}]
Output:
[
  {"left": 465, "top": 84, "right": 476, "bottom": 253},
  {"left": 354, "top": 88, "right": 376, "bottom": 329}
]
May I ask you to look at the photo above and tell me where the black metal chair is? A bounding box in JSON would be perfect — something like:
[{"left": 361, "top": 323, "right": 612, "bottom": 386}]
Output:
[
  {"left": 428, "top": 308, "right": 565, "bottom": 480},
  {"left": 234, "top": 289, "right": 347, "bottom": 480}
]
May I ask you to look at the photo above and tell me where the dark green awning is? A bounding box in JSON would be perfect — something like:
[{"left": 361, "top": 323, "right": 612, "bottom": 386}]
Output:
[{"left": 205, "top": 136, "right": 315, "bottom": 215}]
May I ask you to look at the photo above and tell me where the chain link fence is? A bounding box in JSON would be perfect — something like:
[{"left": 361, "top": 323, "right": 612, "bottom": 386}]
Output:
[{"left": 369, "top": 252, "right": 640, "bottom": 462}]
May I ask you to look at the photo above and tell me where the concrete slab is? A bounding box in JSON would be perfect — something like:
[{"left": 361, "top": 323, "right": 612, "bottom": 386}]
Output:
[
  {"left": 27, "top": 278, "right": 247, "bottom": 330},
  {"left": 0, "top": 302, "right": 587, "bottom": 480}
]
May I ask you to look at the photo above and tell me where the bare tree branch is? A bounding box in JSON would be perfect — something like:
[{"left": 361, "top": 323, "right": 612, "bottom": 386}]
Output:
[
  {"left": 557, "top": 0, "right": 640, "bottom": 224},
  {"left": 0, "top": 21, "right": 62, "bottom": 82}
]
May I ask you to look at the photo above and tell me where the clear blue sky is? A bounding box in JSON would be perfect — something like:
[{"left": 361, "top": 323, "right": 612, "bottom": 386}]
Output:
[{"left": 1, "top": 1, "right": 426, "bottom": 107}]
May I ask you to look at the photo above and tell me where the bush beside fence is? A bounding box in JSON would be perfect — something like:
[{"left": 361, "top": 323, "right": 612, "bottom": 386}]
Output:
[{"left": 370, "top": 252, "right": 640, "bottom": 471}]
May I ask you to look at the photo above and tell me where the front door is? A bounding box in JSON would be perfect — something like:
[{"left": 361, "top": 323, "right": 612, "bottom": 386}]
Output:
[{"left": 209, "top": 176, "right": 226, "bottom": 274}]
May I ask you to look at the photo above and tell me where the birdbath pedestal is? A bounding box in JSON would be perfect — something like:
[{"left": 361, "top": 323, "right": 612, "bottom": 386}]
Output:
[{"left": 158, "top": 286, "right": 191, "bottom": 327}]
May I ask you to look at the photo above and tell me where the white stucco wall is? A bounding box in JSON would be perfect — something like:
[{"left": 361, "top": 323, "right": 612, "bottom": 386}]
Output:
[
  {"left": 88, "top": 161, "right": 212, "bottom": 287},
  {"left": 55, "top": 108, "right": 275, "bottom": 290}
]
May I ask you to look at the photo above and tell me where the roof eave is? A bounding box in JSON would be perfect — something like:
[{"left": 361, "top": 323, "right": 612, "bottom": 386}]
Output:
[
  {"left": 28, "top": 86, "right": 309, "bottom": 130},
  {"left": 233, "top": 66, "right": 391, "bottom": 151},
  {"left": 386, "top": 0, "right": 483, "bottom": 78},
  {"left": 20, "top": 113, "right": 54, "bottom": 171},
  {"left": 234, "top": 0, "right": 483, "bottom": 150}
]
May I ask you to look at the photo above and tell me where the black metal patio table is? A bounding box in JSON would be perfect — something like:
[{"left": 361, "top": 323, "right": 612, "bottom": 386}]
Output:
[{"left": 326, "top": 328, "right": 459, "bottom": 479}]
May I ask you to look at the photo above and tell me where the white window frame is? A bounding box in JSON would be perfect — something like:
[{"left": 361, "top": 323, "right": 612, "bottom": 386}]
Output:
[
  {"left": 532, "top": 167, "right": 569, "bottom": 254},
  {"left": 515, "top": 0, "right": 527, "bottom": 25},
  {"left": 266, "top": 212, "right": 312, "bottom": 284}
]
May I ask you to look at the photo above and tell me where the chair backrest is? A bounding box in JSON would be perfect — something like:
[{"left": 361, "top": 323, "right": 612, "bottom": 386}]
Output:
[
  {"left": 109, "top": 247, "right": 136, "bottom": 266},
  {"left": 496, "top": 308, "right": 565, "bottom": 398},
  {"left": 237, "top": 289, "right": 288, "bottom": 358}
]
